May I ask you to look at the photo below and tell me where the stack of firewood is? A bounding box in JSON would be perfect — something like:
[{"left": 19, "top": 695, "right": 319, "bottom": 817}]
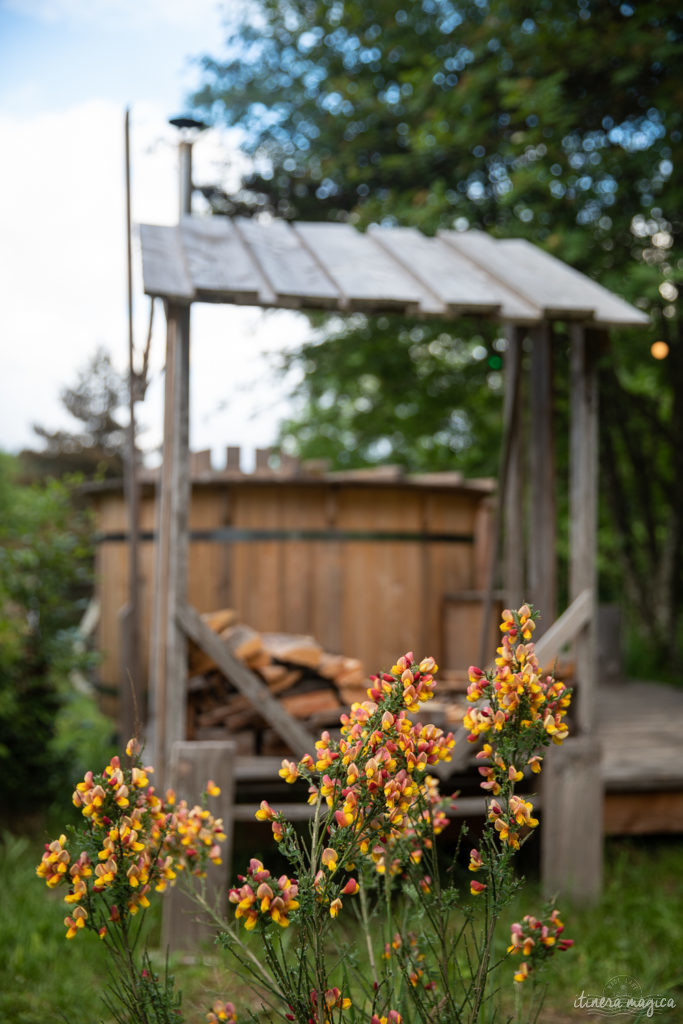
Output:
[
  {"left": 186, "top": 609, "right": 471, "bottom": 757},
  {"left": 186, "top": 609, "right": 371, "bottom": 755}
]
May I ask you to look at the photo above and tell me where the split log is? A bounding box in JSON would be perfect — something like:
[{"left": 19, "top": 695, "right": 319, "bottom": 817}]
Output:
[
  {"left": 280, "top": 690, "right": 342, "bottom": 718},
  {"left": 261, "top": 633, "right": 323, "bottom": 669},
  {"left": 221, "top": 624, "right": 264, "bottom": 662}
]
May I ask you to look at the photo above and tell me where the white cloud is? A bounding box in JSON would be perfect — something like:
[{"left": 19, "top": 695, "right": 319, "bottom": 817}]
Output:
[{"left": 0, "top": 97, "right": 312, "bottom": 466}]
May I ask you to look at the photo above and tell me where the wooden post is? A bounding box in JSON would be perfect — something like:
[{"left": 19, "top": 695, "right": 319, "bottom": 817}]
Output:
[
  {"left": 541, "top": 736, "right": 603, "bottom": 903},
  {"left": 162, "top": 740, "right": 236, "bottom": 951},
  {"left": 148, "top": 302, "right": 191, "bottom": 785},
  {"left": 502, "top": 325, "right": 525, "bottom": 612},
  {"left": 569, "top": 324, "right": 601, "bottom": 734},
  {"left": 541, "top": 323, "right": 602, "bottom": 904},
  {"left": 479, "top": 322, "right": 524, "bottom": 668},
  {"left": 528, "top": 322, "right": 556, "bottom": 633}
]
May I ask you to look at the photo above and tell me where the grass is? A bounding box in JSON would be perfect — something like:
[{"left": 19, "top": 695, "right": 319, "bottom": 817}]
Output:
[{"left": 4, "top": 832, "right": 682, "bottom": 1024}]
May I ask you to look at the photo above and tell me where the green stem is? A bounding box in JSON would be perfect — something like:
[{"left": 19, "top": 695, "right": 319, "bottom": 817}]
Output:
[
  {"left": 469, "top": 894, "right": 498, "bottom": 1023},
  {"left": 359, "top": 874, "right": 379, "bottom": 986}
]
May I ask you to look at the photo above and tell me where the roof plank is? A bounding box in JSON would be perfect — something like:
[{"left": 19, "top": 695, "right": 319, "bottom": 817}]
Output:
[
  {"left": 179, "top": 216, "right": 275, "bottom": 305},
  {"left": 369, "top": 225, "right": 541, "bottom": 322},
  {"left": 440, "top": 229, "right": 594, "bottom": 319},
  {"left": 498, "top": 238, "right": 650, "bottom": 327},
  {"left": 293, "top": 221, "right": 429, "bottom": 313},
  {"left": 369, "top": 225, "right": 499, "bottom": 315},
  {"left": 139, "top": 224, "right": 194, "bottom": 303},
  {"left": 234, "top": 217, "right": 341, "bottom": 309},
  {"left": 440, "top": 230, "right": 649, "bottom": 326}
]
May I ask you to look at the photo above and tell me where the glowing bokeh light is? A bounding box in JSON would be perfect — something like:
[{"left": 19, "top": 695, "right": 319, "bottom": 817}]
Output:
[{"left": 650, "top": 340, "right": 670, "bottom": 360}]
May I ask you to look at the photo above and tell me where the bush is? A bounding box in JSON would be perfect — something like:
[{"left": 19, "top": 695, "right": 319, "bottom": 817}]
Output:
[{"left": 0, "top": 453, "right": 109, "bottom": 817}]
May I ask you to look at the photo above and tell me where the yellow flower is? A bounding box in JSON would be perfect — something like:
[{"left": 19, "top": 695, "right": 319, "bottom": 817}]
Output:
[
  {"left": 514, "top": 961, "right": 530, "bottom": 984},
  {"left": 321, "top": 847, "right": 338, "bottom": 872},
  {"left": 64, "top": 905, "right": 87, "bottom": 939},
  {"left": 255, "top": 800, "right": 275, "bottom": 821},
  {"left": 278, "top": 759, "right": 299, "bottom": 784}
]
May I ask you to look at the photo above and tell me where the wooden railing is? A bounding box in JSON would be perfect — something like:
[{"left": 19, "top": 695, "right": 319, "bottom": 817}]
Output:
[{"left": 533, "top": 588, "right": 591, "bottom": 666}]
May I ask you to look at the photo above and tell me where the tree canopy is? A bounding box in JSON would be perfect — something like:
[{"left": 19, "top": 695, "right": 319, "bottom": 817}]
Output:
[
  {"left": 191, "top": 0, "right": 683, "bottom": 665},
  {"left": 21, "top": 346, "right": 128, "bottom": 481}
]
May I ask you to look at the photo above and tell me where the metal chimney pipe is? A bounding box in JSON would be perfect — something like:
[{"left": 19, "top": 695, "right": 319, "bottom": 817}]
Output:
[
  {"left": 168, "top": 116, "right": 207, "bottom": 220},
  {"left": 179, "top": 140, "right": 193, "bottom": 218}
]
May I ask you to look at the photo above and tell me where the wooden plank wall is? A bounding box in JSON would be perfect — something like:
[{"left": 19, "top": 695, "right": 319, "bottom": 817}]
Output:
[{"left": 93, "top": 480, "right": 489, "bottom": 703}]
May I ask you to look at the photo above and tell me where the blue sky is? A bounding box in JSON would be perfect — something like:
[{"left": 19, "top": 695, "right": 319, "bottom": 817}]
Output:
[
  {"left": 0, "top": 0, "right": 309, "bottom": 467},
  {"left": 0, "top": 0, "right": 218, "bottom": 113}
]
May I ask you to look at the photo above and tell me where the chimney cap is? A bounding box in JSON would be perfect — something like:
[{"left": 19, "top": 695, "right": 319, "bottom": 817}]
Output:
[{"left": 169, "top": 116, "right": 207, "bottom": 132}]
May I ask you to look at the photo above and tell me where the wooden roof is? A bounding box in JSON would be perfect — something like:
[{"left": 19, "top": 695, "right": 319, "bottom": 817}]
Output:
[{"left": 139, "top": 216, "right": 649, "bottom": 328}]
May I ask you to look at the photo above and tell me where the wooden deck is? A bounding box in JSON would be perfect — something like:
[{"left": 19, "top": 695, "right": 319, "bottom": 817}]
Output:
[
  {"left": 227, "top": 679, "right": 683, "bottom": 838},
  {"left": 599, "top": 680, "right": 683, "bottom": 835}
]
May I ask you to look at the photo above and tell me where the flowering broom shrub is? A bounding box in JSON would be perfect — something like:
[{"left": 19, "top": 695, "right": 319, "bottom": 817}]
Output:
[
  {"left": 36, "top": 737, "right": 227, "bottom": 1023},
  {"left": 212, "top": 603, "right": 575, "bottom": 1024},
  {"left": 38, "top": 603, "right": 574, "bottom": 1024}
]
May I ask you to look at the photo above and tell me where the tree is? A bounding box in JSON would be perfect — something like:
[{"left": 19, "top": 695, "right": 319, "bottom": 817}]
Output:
[
  {"left": 0, "top": 454, "right": 110, "bottom": 816},
  {"left": 192, "top": 0, "right": 683, "bottom": 666},
  {"left": 276, "top": 313, "right": 506, "bottom": 474},
  {"left": 21, "top": 346, "right": 128, "bottom": 481}
]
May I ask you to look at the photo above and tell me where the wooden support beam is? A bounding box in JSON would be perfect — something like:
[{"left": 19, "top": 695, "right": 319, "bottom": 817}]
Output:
[
  {"left": 479, "top": 324, "right": 524, "bottom": 668},
  {"left": 177, "top": 602, "right": 316, "bottom": 759},
  {"left": 541, "top": 736, "right": 603, "bottom": 903},
  {"left": 529, "top": 322, "right": 556, "bottom": 632},
  {"left": 162, "top": 740, "right": 236, "bottom": 951},
  {"left": 540, "top": 326, "right": 602, "bottom": 906},
  {"left": 569, "top": 325, "right": 601, "bottom": 735},
  {"left": 149, "top": 303, "right": 191, "bottom": 785},
  {"left": 503, "top": 324, "right": 525, "bottom": 612},
  {"left": 533, "top": 588, "right": 591, "bottom": 667}
]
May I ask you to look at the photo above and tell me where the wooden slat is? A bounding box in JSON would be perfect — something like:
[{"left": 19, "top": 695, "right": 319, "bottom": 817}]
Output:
[
  {"left": 442, "top": 230, "right": 648, "bottom": 325},
  {"left": 598, "top": 681, "right": 683, "bottom": 792},
  {"left": 604, "top": 792, "right": 683, "bottom": 835},
  {"left": 139, "top": 224, "right": 194, "bottom": 302},
  {"left": 234, "top": 217, "right": 340, "bottom": 308},
  {"left": 369, "top": 225, "right": 497, "bottom": 316},
  {"left": 499, "top": 238, "right": 650, "bottom": 327},
  {"left": 293, "top": 221, "right": 426, "bottom": 313},
  {"left": 234, "top": 755, "right": 289, "bottom": 782},
  {"left": 177, "top": 603, "right": 315, "bottom": 758},
  {"left": 179, "top": 216, "right": 275, "bottom": 305},
  {"left": 442, "top": 229, "right": 594, "bottom": 319},
  {"left": 437, "top": 230, "right": 542, "bottom": 322},
  {"left": 443, "top": 597, "right": 502, "bottom": 675},
  {"left": 533, "top": 588, "right": 591, "bottom": 666}
]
